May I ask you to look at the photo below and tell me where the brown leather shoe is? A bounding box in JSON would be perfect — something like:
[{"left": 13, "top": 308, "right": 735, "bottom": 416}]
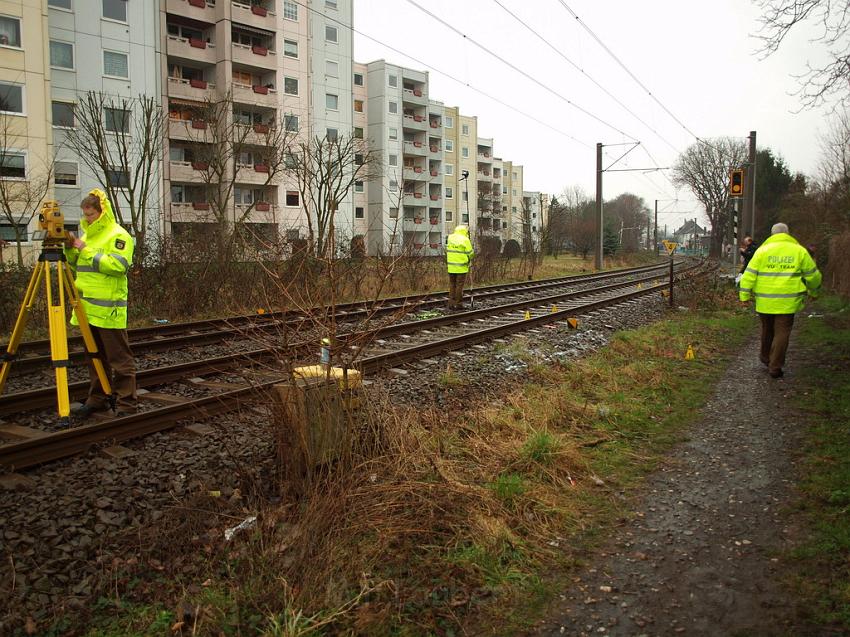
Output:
[{"left": 769, "top": 369, "right": 784, "bottom": 379}]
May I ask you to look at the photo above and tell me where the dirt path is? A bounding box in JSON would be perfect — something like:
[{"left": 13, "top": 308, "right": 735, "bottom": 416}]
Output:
[{"left": 532, "top": 334, "right": 821, "bottom": 637}]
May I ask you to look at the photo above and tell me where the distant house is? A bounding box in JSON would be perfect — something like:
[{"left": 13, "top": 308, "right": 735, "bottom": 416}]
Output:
[{"left": 673, "top": 220, "right": 710, "bottom": 253}]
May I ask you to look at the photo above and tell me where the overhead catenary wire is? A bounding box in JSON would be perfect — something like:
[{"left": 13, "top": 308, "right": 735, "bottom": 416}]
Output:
[
  {"left": 402, "top": 0, "right": 639, "bottom": 142},
  {"left": 289, "top": 0, "right": 592, "bottom": 148},
  {"left": 490, "top": 0, "right": 682, "bottom": 155},
  {"left": 555, "top": 0, "right": 717, "bottom": 149}
]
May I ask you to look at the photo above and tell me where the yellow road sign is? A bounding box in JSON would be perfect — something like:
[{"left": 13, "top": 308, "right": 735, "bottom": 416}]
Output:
[{"left": 662, "top": 240, "right": 678, "bottom": 255}]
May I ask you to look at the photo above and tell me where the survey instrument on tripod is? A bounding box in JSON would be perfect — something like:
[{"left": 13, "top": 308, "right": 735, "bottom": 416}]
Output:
[{"left": 0, "top": 201, "right": 113, "bottom": 423}]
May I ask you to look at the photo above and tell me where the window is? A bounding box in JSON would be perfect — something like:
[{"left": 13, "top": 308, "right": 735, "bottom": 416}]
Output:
[
  {"left": 354, "top": 99, "right": 364, "bottom": 112},
  {"left": 326, "top": 60, "right": 338, "bottom": 77},
  {"left": 462, "top": 124, "right": 469, "bottom": 135},
  {"left": 388, "top": 154, "right": 398, "bottom": 167},
  {"left": 462, "top": 213, "right": 469, "bottom": 223},
  {"left": 462, "top": 147, "right": 469, "bottom": 158},
  {"left": 49, "top": 40, "right": 74, "bottom": 69},
  {"left": 445, "top": 140, "right": 453, "bottom": 152},
  {"left": 52, "top": 101, "right": 75, "bottom": 128},
  {"left": 388, "top": 127, "right": 398, "bottom": 140},
  {"left": 388, "top": 74, "right": 397, "bottom": 88},
  {"left": 445, "top": 187, "right": 453, "bottom": 199},
  {"left": 283, "top": 39, "right": 298, "bottom": 58},
  {"left": 285, "top": 152, "right": 297, "bottom": 169},
  {"left": 462, "top": 191, "right": 468, "bottom": 202},
  {"left": 326, "top": 0, "right": 338, "bottom": 8},
  {"left": 49, "top": 0, "right": 72, "bottom": 8},
  {"left": 283, "top": 0, "right": 297, "bottom": 20},
  {"left": 532, "top": 212, "right": 537, "bottom": 218},
  {"left": 325, "top": 93, "right": 338, "bottom": 110},
  {"left": 353, "top": 72, "right": 363, "bottom": 86},
  {"left": 103, "top": 50, "right": 128, "bottom": 78},
  {"left": 0, "top": 16, "right": 21, "bottom": 47},
  {"left": 355, "top": 154, "right": 364, "bottom": 165},
  {"left": 355, "top": 181, "right": 364, "bottom": 192},
  {"left": 0, "top": 224, "right": 27, "bottom": 241},
  {"left": 512, "top": 171, "right": 517, "bottom": 178},
  {"left": 502, "top": 186, "right": 507, "bottom": 194},
  {"left": 326, "top": 128, "right": 338, "bottom": 141},
  {"left": 102, "top": 0, "right": 127, "bottom": 22},
  {"left": 284, "top": 76, "right": 298, "bottom": 95},
  {"left": 389, "top": 207, "right": 398, "bottom": 218},
  {"left": 0, "top": 152, "right": 25, "bottom": 179},
  {"left": 445, "top": 164, "right": 453, "bottom": 176},
  {"left": 284, "top": 114, "right": 299, "bottom": 131},
  {"left": 512, "top": 189, "right": 517, "bottom": 196},
  {"left": 445, "top": 115, "right": 453, "bottom": 128},
  {"left": 512, "top": 206, "right": 517, "bottom": 213},
  {"left": 285, "top": 191, "right": 300, "bottom": 206},
  {"left": 389, "top": 179, "right": 398, "bottom": 192},
  {"left": 0, "top": 83, "right": 24, "bottom": 114},
  {"left": 388, "top": 101, "right": 397, "bottom": 114},
  {"left": 105, "top": 107, "right": 130, "bottom": 133},
  {"left": 54, "top": 160, "right": 77, "bottom": 186},
  {"left": 355, "top": 206, "right": 364, "bottom": 219},
  {"left": 106, "top": 167, "right": 129, "bottom": 188},
  {"left": 445, "top": 211, "right": 453, "bottom": 222},
  {"left": 353, "top": 126, "right": 363, "bottom": 139},
  {"left": 325, "top": 25, "right": 337, "bottom": 42}
]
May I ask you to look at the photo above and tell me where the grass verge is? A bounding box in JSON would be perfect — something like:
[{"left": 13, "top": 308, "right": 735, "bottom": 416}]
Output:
[
  {"left": 787, "top": 294, "right": 850, "bottom": 629},
  {"left": 72, "top": 298, "right": 754, "bottom": 636}
]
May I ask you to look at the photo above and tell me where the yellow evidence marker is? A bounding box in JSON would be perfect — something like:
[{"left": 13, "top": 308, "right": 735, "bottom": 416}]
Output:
[{"left": 685, "top": 344, "right": 695, "bottom": 360}]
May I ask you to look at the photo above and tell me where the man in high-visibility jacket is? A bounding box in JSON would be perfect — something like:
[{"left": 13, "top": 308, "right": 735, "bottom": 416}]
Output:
[
  {"left": 65, "top": 189, "right": 137, "bottom": 416},
  {"left": 739, "top": 222, "right": 821, "bottom": 378},
  {"left": 445, "top": 225, "right": 474, "bottom": 309}
]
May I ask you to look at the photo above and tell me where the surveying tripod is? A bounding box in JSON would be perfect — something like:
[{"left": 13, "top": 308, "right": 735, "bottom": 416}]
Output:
[{"left": 0, "top": 201, "right": 113, "bottom": 423}]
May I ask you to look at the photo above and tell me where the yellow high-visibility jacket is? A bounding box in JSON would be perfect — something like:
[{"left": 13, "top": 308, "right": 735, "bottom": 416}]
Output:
[
  {"left": 738, "top": 233, "right": 821, "bottom": 314},
  {"left": 446, "top": 228, "right": 474, "bottom": 274},
  {"left": 64, "top": 189, "right": 134, "bottom": 329}
]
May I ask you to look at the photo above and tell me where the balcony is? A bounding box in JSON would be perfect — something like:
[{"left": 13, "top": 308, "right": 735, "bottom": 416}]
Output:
[
  {"left": 167, "top": 35, "right": 216, "bottom": 64},
  {"left": 170, "top": 201, "right": 212, "bottom": 220},
  {"left": 403, "top": 140, "right": 428, "bottom": 157},
  {"left": 428, "top": 119, "right": 442, "bottom": 136},
  {"left": 167, "top": 76, "right": 217, "bottom": 101},
  {"left": 477, "top": 151, "right": 492, "bottom": 162},
  {"left": 168, "top": 117, "right": 211, "bottom": 142},
  {"left": 477, "top": 171, "right": 492, "bottom": 183},
  {"left": 403, "top": 215, "right": 427, "bottom": 228},
  {"left": 428, "top": 192, "right": 442, "bottom": 203},
  {"left": 403, "top": 166, "right": 427, "bottom": 182},
  {"left": 402, "top": 87, "right": 427, "bottom": 105},
  {"left": 429, "top": 142, "right": 441, "bottom": 154},
  {"left": 170, "top": 160, "right": 209, "bottom": 182},
  {"left": 236, "top": 202, "right": 277, "bottom": 221},
  {"left": 232, "top": 42, "right": 277, "bottom": 71},
  {"left": 234, "top": 122, "right": 276, "bottom": 146},
  {"left": 231, "top": 0, "right": 277, "bottom": 29},
  {"left": 402, "top": 114, "right": 428, "bottom": 131},
  {"left": 166, "top": 0, "right": 216, "bottom": 24},
  {"left": 403, "top": 192, "right": 427, "bottom": 207},
  {"left": 233, "top": 82, "right": 278, "bottom": 107},
  {"left": 236, "top": 163, "right": 272, "bottom": 184}
]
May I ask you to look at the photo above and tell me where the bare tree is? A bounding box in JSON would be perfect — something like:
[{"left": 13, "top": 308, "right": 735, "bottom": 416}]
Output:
[
  {"left": 673, "top": 137, "right": 748, "bottom": 257},
  {"left": 818, "top": 107, "right": 850, "bottom": 204},
  {"left": 755, "top": 0, "right": 850, "bottom": 109},
  {"left": 0, "top": 117, "right": 53, "bottom": 265},
  {"left": 291, "top": 133, "right": 381, "bottom": 259},
  {"left": 605, "top": 193, "right": 650, "bottom": 253},
  {"left": 65, "top": 92, "right": 165, "bottom": 263},
  {"left": 175, "top": 93, "right": 295, "bottom": 262}
]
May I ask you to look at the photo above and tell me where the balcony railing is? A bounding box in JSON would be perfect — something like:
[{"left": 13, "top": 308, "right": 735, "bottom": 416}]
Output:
[
  {"left": 167, "top": 76, "right": 217, "bottom": 99},
  {"left": 232, "top": 0, "right": 276, "bottom": 17}
]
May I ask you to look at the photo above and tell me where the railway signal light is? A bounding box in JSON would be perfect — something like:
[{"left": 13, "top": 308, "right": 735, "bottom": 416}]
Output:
[{"left": 729, "top": 169, "right": 744, "bottom": 197}]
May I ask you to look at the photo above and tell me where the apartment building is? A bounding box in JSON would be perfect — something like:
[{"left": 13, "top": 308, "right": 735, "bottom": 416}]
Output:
[
  {"left": 351, "top": 60, "right": 367, "bottom": 244},
  {"left": 522, "top": 190, "right": 548, "bottom": 248},
  {"left": 441, "top": 104, "right": 457, "bottom": 236},
  {"left": 160, "top": 0, "right": 353, "bottom": 247},
  {"left": 502, "top": 160, "right": 523, "bottom": 241},
  {"left": 364, "top": 59, "right": 444, "bottom": 255},
  {"left": 47, "top": 0, "right": 160, "bottom": 235},
  {"left": 0, "top": 0, "right": 52, "bottom": 252},
  {"left": 456, "top": 113, "right": 476, "bottom": 231}
]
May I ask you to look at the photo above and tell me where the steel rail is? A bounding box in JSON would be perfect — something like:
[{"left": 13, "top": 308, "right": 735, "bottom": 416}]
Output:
[
  {"left": 0, "top": 267, "right": 686, "bottom": 416},
  {"left": 9, "top": 261, "right": 674, "bottom": 366},
  {"left": 0, "top": 262, "right": 705, "bottom": 470}
]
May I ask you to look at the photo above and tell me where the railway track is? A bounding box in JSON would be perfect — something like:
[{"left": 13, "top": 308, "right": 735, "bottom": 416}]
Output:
[
  {"left": 6, "top": 262, "right": 677, "bottom": 374},
  {"left": 0, "top": 259, "right": 706, "bottom": 470}
]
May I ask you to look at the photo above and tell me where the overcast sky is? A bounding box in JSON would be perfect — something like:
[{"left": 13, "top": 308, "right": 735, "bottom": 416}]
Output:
[{"left": 352, "top": 0, "right": 835, "bottom": 234}]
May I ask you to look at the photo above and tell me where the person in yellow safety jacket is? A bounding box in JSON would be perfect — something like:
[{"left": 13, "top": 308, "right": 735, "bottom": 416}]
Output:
[
  {"left": 64, "top": 189, "right": 137, "bottom": 417},
  {"left": 739, "top": 222, "right": 821, "bottom": 379},
  {"left": 445, "top": 225, "right": 474, "bottom": 309}
]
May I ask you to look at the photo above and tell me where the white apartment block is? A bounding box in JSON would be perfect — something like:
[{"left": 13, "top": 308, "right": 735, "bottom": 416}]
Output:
[{"left": 363, "top": 59, "right": 443, "bottom": 255}]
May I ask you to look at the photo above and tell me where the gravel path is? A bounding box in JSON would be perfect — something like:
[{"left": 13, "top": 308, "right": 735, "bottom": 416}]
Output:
[{"left": 532, "top": 334, "right": 821, "bottom": 637}]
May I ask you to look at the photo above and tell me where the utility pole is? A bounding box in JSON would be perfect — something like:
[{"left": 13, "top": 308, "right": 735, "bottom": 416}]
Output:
[
  {"left": 748, "top": 130, "right": 757, "bottom": 237},
  {"left": 654, "top": 200, "right": 658, "bottom": 256},
  {"left": 595, "top": 142, "right": 603, "bottom": 270}
]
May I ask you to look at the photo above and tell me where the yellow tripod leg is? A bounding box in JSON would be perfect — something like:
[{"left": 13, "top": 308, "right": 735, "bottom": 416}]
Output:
[
  {"left": 46, "top": 262, "right": 72, "bottom": 419},
  {"left": 61, "top": 261, "right": 112, "bottom": 398},
  {"left": 0, "top": 262, "right": 46, "bottom": 395}
]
